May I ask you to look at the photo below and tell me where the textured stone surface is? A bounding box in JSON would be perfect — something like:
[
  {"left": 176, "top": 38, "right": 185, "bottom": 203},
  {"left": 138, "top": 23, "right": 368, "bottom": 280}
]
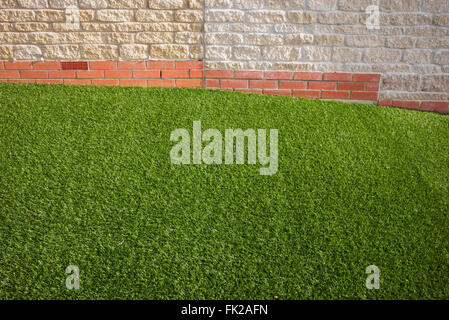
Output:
[{"left": 0, "top": 0, "right": 448, "bottom": 102}]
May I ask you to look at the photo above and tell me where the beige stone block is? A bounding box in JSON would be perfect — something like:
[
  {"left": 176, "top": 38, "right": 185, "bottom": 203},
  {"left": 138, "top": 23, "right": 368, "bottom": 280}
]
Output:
[
  {"left": 205, "top": 46, "right": 232, "bottom": 60},
  {"left": 302, "top": 46, "right": 332, "bottom": 61},
  {"left": 107, "top": 32, "right": 134, "bottom": 44},
  {"left": 17, "top": 0, "right": 48, "bottom": 8},
  {"left": 287, "top": 11, "right": 317, "bottom": 24},
  {"left": 108, "top": 0, "right": 147, "bottom": 8},
  {"left": 28, "top": 32, "right": 67, "bottom": 44},
  {"left": 381, "top": 74, "right": 420, "bottom": 91},
  {"left": 136, "top": 10, "right": 174, "bottom": 22},
  {"left": 189, "top": 44, "right": 203, "bottom": 59},
  {"left": 417, "top": 38, "right": 449, "bottom": 49},
  {"left": 232, "top": 46, "right": 260, "bottom": 60},
  {"left": 175, "top": 10, "right": 203, "bottom": 22},
  {"left": 434, "top": 15, "right": 449, "bottom": 27},
  {"left": 421, "top": 75, "right": 449, "bottom": 92},
  {"left": 120, "top": 44, "right": 148, "bottom": 59},
  {"left": 206, "top": 9, "right": 244, "bottom": 22},
  {"left": 385, "top": 37, "right": 414, "bottom": 49},
  {"left": 346, "top": 35, "right": 384, "bottom": 47},
  {"left": 307, "top": 0, "right": 337, "bottom": 10},
  {"left": 423, "top": 0, "right": 449, "bottom": 13},
  {"left": 434, "top": 51, "right": 449, "bottom": 66},
  {"left": 262, "top": 46, "right": 300, "bottom": 61},
  {"left": 136, "top": 32, "right": 174, "bottom": 44},
  {"left": 205, "top": 33, "right": 242, "bottom": 45},
  {"left": 363, "top": 48, "right": 401, "bottom": 63},
  {"left": 42, "top": 44, "right": 80, "bottom": 59},
  {"left": 78, "top": 0, "right": 108, "bottom": 8},
  {"left": 150, "top": 44, "right": 189, "bottom": 59},
  {"left": 246, "top": 10, "right": 286, "bottom": 23},
  {"left": 0, "top": 45, "right": 13, "bottom": 59},
  {"left": 391, "top": 13, "right": 432, "bottom": 26},
  {"left": 14, "top": 44, "right": 42, "bottom": 59},
  {"left": 35, "top": 10, "right": 66, "bottom": 22},
  {"left": 318, "top": 12, "right": 358, "bottom": 25},
  {"left": 403, "top": 49, "right": 432, "bottom": 64},
  {"left": 148, "top": 0, "right": 186, "bottom": 9},
  {"left": 233, "top": 0, "right": 264, "bottom": 9},
  {"left": 381, "top": 0, "right": 419, "bottom": 11},
  {"left": 15, "top": 22, "right": 50, "bottom": 31},
  {"left": 244, "top": 33, "right": 283, "bottom": 46},
  {"left": 0, "top": 9, "right": 35, "bottom": 21},
  {"left": 175, "top": 32, "right": 202, "bottom": 44},
  {"left": 265, "top": 0, "right": 304, "bottom": 9},
  {"left": 97, "top": 10, "right": 134, "bottom": 22},
  {"left": 332, "top": 48, "right": 363, "bottom": 62}
]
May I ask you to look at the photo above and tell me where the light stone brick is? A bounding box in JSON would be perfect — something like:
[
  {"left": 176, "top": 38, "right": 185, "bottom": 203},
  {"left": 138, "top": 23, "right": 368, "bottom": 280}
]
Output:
[
  {"left": 434, "top": 15, "right": 449, "bottom": 27},
  {"left": 232, "top": 23, "right": 272, "bottom": 33},
  {"left": 189, "top": 45, "right": 203, "bottom": 59},
  {"left": 205, "top": 46, "right": 232, "bottom": 60},
  {"left": 363, "top": 48, "right": 401, "bottom": 63},
  {"left": 244, "top": 33, "right": 283, "bottom": 46},
  {"left": 307, "top": 0, "right": 337, "bottom": 10},
  {"left": 82, "top": 44, "right": 118, "bottom": 59},
  {"left": 28, "top": 32, "right": 67, "bottom": 44},
  {"left": 339, "top": 0, "right": 377, "bottom": 11},
  {"left": 13, "top": 44, "right": 42, "bottom": 59},
  {"left": 385, "top": 37, "right": 414, "bottom": 49},
  {"left": 313, "top": 34, "right": 344, "bottom": 46},
  {"left": 413, "top": 65, "right": 441, "bottom": 74},
  {"left": 0, "top": 23, "right": 13, "bottom": 31},
  {"left": 107, "top": 32, "right": 134, "bottom": 44},
  {"left": 150, "top": 44, "right": 189, "bottom": 59},
  {"left": 120, "top": 44, "right": 148, "bottom": 59},
  {"left": 423, "top": 0, "right": 449, "bottom": 13},
  {"left": 42, "top": 44, "right": 80, "bottom": 59},
  {"left": 403, "top": 50, "right": 432, "bottom": 64},
  {"left": 417, "top": 38, "right": 449, "bottom": 49},
  {"left": 79, "top": 0, "right": 108, "bottom": 8},
  {"left": 434, "top": 51, "right": 449, "bottom": 66},
  {"left": 205, "top": 33, "right": 243, "bottom": 45},
  {"left": 381, "top": 74, "right": 420, "bottom": 91},
  {"left": 332, "top": 48, "right": 363, "bottom": 62},
  {"left": 0, "top": 9, "right": 35, "bottom": 21},
  {"left": 35, "top": 9, "right": 64, "bottom": 21},
  {"left": 175, "top": 10, "right": 203, "bottom": 22},
  {"left": 148, "top": 0, "right": 186, "bottom": 10},
  {"left": 0, "top": 45, "right": 13, "bottom": 59},
  {"left": 136, "top": 10, "right": 174, "bottom": 22},
  {"left": 0, "top": 0, "right": 19, "bottom": 8},
  {"left": 205, "top": 0, "right": 231, "bottom": 8},
  {"left": 265, "top": 0, "right": 304, "bottom": 9},
  {"left": 97, "top": 10, "right": 133, "bottom": 22},
  {"left": 234, "top": 0, "right": 264, "bottom": 9},
  {"left": 287, "top": 11, "right": 316, "bottom": 24},
  {"left": 391, "top": 13, "right": 432, "bottom": 26},
  {"left": 246, "top": 10, "right": 286, "bottom": 23},
  {"left": 18, "top": 0, "right": 48, "bottom": 8},
  {"left": 66, "top": 32, "right": 103, "bottom": 43},
  {"left": 421, "top": 75, "right": 449, "bottom": 92},
  {"left": 318, "top": 12, "right": 358, "bottom": 25},
  {"left": 175, "top": 32, "right": 202, "bottom": 44},
  {"left": 15, "top": 22, "right": 50, "bottom": 31},
  {"left": 381, "top": 0, "right": 419, "bottom": 12},
  {"left": 262, "top": 46, "right": 300, "bottom": 61},
  {"left": 302, "top": 46, "right": 332, "bottom": 61},
  {"left": 206, "top": 9, "right": 243, "bottom": 22},
  {"left": 345, "top": 35, "right": 384, "bottom": 47},
  {"left": 136, "top": 32, "right": 174, "bottom": 43},
  {"left": 232, "top": 46, "right": 260, "bottom": 60},
  {"left": 188, "top": 0, "right": 202, "bottom": 9},
  {"left": 284, "top": 34, "right": 314, "bottom": 45},
  {"left": 49, "top": 0, "right": 77, "bottom": 8},
  {"left": 108, "top": 0, "right": 146, "bottom": 9}
]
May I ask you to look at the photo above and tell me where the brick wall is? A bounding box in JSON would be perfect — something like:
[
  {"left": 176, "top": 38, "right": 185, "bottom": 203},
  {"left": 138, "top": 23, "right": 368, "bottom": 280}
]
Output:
[{"left": 0, "top": 0, "right": 448, "bottom": 113}]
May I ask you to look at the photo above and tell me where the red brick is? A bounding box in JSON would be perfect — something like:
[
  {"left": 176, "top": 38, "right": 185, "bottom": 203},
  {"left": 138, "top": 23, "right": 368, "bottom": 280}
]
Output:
[
  {"left": 4, "top": 61, "right": 33, "bottom": 70},
  {"left": 90, "top": 61, "right": 117, "bottom": 69},
  {"left": 21, "top": 70, "right": 48, "bottom": 79},
  {"left": 322, "top": 91, "right": 350, "bottom": 99},
  {"left": 235, "top": 89, "right": 262, "bottom": 94},
  {"left": 205, "top": 70, "right": 233, "bottom": 78},
  {"left": 133, "top": 70, "right": 160, "bottom": 78},
  {"left": 324, "top": 73, "right": 352, "bottom": 81},
  {"left": 421, "top": 101, "right": 449, "bottom": 112},
  {"left": 147, "top": 61, "right": 174, "bottom": 69},
  {"left": 64, "top": 79, "right": 91, "bottom": 85},
  {"left": 48, "top": 70, "right": 76, "bottom": 78},
  {"left": 235, "top": 70, "right": 263, "bottom": 79},
  {"left": 9, "top": 79, "right": 34, "bottom": 83},
  {"left": 309, "top": 81, "right": 336, "bottom": 90},
  {"left": 337, "top": 82, "right": 364, "bottom": 91},
  {"left": 294, "top": 72, "right": 322, "bottom": 81},
  {"left": 118, "top": 61, "right": 146, "bottom": 69},
  {"left": 378, "top": 100, "right": 392, "bottom": 106},
  {"left": 250, "top": 80, "right": 277, "bottom": 89},
  {"left": 120, "top": 79, "right": 147, "bottom": 87},
  {"left": 391, "top": 100, "right": 420, "bottom": 109},
  {"left": 221, "top": 79, "right": 248, "bottom": 89},
  {"left": 293, "top": 90, "right": 321, "bottom": 98},
  {"left": 0, "top": 70, "right": 20, "bottom": 78},
  {"left": 279, "top": 81, "right": 306, "bottom": 90},
  {"left": 264, "top": 71, "right": 292, "bottom": 80},
  {"left": 190, "top": 69, "right": 203, "bottom": 78},
  {"left": 351, "top": 92, "right": 378, "bottom": 100},
  {"left": 176, "top": 61, "right": 203, "bottom": 69},
  {"left": 105, "top": 70, "right": 132, "bottom": 78},
  {"left": 77, "top": 70, "right": 104, "bottom": 79},
  {"left": 92, "top": 79, "right": 119, "bottom": 86},
  {"left": 352, "top": 74, "right": 381, "bottom": 82},
  {"left": 366, "top": 82, "right": 380, "bottom": 91},
  {"left": 148, "top": 79, "right": 175, "bottom": 87},
  {"left": 263, "top": 90, "right": 291, "bottom": 96},
  {"left": 206, "top": 79, "right": 219, "bottom": 87},
  {"left": 37, "top": 79, "right": 63, "bottom": 84},
  {"left": 162, "top": 69, "right": 189, "bottom": 78},
  {"left": 176, "top": 79, "right": 202, "bottom": 87},
  {"left": 33, "top": 61, "right": 60, "bottom": 70},
  {"left": 0, "top": 61, "right": 3, "bottom": 69}
]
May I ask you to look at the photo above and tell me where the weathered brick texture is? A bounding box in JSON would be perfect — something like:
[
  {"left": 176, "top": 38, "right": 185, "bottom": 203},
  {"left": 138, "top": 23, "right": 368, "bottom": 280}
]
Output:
[{"left": 0, "top": 0, "right": 448, "bottom": 112}]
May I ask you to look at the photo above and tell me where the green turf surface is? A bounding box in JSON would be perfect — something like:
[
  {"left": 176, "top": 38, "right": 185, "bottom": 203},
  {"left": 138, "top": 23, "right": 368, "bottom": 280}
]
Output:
[{"left": 0, "top": 82, "right": 448, "bottom": 299}]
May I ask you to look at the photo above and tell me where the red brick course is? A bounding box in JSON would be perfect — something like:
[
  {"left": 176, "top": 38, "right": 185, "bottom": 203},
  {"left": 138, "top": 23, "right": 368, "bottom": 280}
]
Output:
[{"left": 0, "top": 60, "right": 447, "bottom": 114}]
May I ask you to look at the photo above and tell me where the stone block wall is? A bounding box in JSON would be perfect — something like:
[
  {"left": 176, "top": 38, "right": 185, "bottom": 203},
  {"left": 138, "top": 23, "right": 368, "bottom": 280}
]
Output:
[{"left": 0, "top": 0, "right": 448, "bottom": 113}]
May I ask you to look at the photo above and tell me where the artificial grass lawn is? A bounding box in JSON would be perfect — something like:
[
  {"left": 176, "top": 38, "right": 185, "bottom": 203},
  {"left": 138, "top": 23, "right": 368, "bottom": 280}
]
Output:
[{"left": 0, "top": 82, "right": 448, "bottom": 300}]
